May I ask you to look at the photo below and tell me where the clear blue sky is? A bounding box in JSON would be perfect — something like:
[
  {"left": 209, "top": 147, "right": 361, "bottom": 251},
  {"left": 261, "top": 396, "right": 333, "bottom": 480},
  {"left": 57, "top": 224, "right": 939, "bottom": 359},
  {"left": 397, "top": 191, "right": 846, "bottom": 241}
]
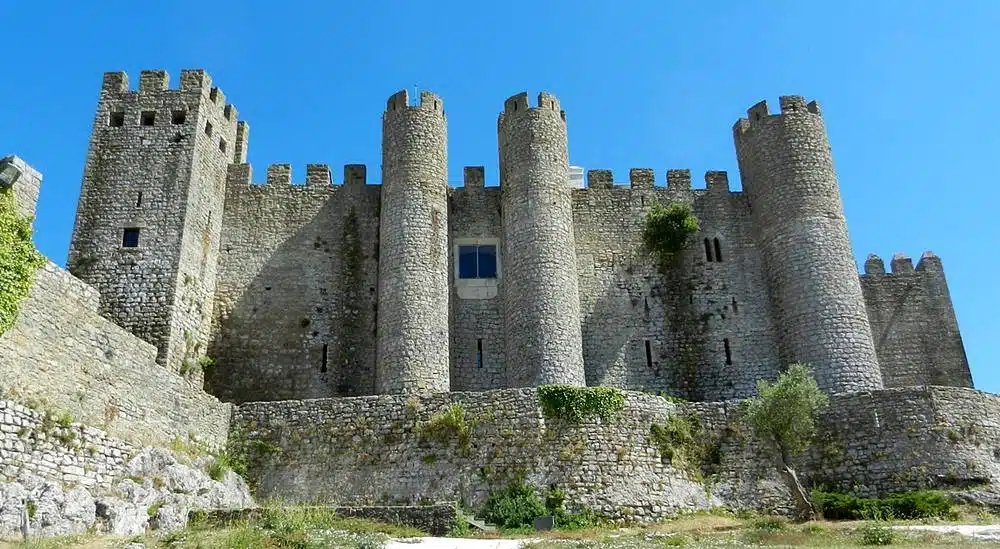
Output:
[{"left": 4, "top": 1, "right": 997, "bottom": 391}]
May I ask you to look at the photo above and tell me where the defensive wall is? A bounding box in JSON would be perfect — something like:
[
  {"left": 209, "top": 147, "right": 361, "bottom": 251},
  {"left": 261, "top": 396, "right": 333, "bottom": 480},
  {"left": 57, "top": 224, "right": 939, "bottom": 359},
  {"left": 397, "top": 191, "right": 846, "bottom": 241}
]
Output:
[{"left": 231, "top": 386, "right": 1000, "bottom": 519}]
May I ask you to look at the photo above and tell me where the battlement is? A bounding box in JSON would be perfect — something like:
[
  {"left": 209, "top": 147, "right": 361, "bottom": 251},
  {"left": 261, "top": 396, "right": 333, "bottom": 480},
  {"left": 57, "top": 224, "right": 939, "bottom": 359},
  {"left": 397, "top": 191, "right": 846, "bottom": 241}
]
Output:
[
  {"left": 863, "top": 252, "right": 944, "bottom": 276},
  {"left": 226, "top": 163, "right": 371, "bottom": 188},
  {"left": 100, "top": 69, "right": 238, "bottom": 124},
  {"left": 581, "top": 168, "right": 728, "bottom": 192},
  {"left": 705, "top": 171, "right": 730, "bottom": 193},
  {"left": 733, "top": 96, "right": 822, "bottom": 134},
  {"left": 463, "top": 166, "right": 485, "bottom": 188},
  {"left": 385, "top": 89, "right": 444, "bottom": 114},
  {"left": 500, "top": 92, "right": 566, "bottom": 121}
]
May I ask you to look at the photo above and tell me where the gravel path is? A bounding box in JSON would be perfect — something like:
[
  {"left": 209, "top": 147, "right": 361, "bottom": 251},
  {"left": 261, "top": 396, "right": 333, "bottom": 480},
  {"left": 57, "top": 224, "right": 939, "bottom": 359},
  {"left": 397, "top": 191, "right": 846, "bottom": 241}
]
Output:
[{"left": 898, "top": 524, "right": 1000, "bottom": 541}]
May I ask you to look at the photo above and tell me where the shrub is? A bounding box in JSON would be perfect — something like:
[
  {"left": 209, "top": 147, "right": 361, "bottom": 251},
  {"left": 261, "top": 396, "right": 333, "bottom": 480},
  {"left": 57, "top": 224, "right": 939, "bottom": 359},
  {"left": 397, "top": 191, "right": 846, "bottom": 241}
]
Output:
[
  {"left": 750, "top": 515, "right": 787, "bottom": 531},
  {"left": 812, "top": 490, "right": 955, "bottom": 521},
  {"left": 417, "top": 403, "right": 475, "bottom": 455},
  {"left": 858, "top": 520, "right": 895, "bottom": 545},
  {"left": 641, "top": 201, "right": 700, "bottom": 262},
  {"left": 537, "top": 385, "right": 625, "bottom": 423},
  {"left": 650, "top": 413, "right": 717, "bottom": 480},
  {"left": 484, "top": 480, "right": 547, "bottom": 530}
]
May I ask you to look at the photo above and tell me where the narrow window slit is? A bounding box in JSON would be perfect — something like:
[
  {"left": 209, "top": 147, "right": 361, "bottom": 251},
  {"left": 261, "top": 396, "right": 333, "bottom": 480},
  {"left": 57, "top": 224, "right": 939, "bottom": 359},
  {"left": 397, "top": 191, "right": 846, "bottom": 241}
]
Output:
[
  {"left": 714, "top": 238, "right": 723, "bottom": 262},
  {"left": 723, "top": 338, "right": 732, "bottom": 365},
  {"left": 321, "top": 343, "right": 328, "bottom": 373},
  {"left": 645, "top": 340, "right": 653, "bottom": 369},
  {"left": 731, "top": 297, "right": 738, "bottom": 313},
  {"left": 136, "top": 192, "right": 143, "bottom": 208},
  {"left": 704, "top": 239, "right": 713, "bottom": 262},
  {"left": 476, "top": 339, "right": 483, "bottom": 369}
]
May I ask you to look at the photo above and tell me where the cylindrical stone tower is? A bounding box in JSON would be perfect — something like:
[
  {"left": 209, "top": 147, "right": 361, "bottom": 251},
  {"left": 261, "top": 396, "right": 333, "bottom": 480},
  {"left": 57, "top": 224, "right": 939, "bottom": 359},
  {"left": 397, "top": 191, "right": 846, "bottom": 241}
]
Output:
[
  {"left": 733, "top": 96, "right": 882, "bottom": 394},
  {"left": 377, "top": 89, "right": 450, "bottom": 394},
  {"left": 498, "top": 92, "right": 585, "bottom": 387}
]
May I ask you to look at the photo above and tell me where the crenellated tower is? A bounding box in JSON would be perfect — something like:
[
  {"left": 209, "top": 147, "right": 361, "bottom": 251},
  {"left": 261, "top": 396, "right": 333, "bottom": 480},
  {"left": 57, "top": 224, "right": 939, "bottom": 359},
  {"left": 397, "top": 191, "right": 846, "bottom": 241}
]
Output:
[
  {"left": 733, "top": 96, "right": 882, "bottom": 394},
  {"left": 67, "top": 69, "right": 240, "bottom": 378},
  {"left": 377, "top": 90, "right": 451, "bottom": 394},
  {"left": 498, "top": 92, "right": 585, "bottom": 387}
]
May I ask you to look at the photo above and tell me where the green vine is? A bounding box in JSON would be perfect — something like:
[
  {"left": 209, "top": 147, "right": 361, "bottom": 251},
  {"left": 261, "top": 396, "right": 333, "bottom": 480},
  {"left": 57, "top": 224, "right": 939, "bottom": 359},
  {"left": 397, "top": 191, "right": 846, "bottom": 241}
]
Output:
[
  {"left": 0, "top": 187, "right": 45, "bottom": 336},
  {"left": 416, "top": 403, "right": 490, "bottom": 457},
  {"left": 641, "top": 201, "right": 699, "bottom": 264},
  {"left": 537, "top": 385, "right": 625, "bottom": 423},
  {"left": 650, "top": 412, "right": 719, "bottom": 481}
]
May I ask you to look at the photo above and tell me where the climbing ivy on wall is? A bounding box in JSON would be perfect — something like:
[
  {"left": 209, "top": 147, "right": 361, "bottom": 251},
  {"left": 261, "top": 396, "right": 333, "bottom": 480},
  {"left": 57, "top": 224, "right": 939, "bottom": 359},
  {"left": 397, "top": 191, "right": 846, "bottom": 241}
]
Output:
[
  {"left": 641, "top": 202, "right": 700, "bottom": 264},
  {"left": 537, "top": 385, "right": 625, "bottom": 422},
  {"left": 0, "top": 187, "right": 45, "bottom": 336}
]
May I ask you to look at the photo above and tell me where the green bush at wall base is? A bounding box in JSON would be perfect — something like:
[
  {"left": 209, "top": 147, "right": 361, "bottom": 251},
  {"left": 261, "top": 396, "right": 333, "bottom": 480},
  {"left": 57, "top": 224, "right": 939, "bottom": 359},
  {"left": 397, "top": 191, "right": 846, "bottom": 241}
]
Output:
[
  {"left": 537, "top": 385, "right": 625, "bottom": 422},
  {"left": 641, "top": 201, "right": 700, "bottom": 262},
  {"left": 812, "top": 489, "right": 957, "bottom": 521},
  {"left": 0, "top": 188, "right": 45, "bottom": 336}
]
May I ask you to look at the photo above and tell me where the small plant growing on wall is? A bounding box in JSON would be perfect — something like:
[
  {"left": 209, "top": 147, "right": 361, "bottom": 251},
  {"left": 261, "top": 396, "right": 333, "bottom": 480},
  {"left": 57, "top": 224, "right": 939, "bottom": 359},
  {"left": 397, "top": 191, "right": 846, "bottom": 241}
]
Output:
[
  {"left": 0, "top": 187, "right": 45, "bottom": 336},
  {"left": 537, "top": 385, "right": 625, "bottom": 423},
  {"left": 742, "top": 363, "right": 829, "bottom": 520},
  {"left": 641, "top": 201, "right": 700, "bottom": 266}
]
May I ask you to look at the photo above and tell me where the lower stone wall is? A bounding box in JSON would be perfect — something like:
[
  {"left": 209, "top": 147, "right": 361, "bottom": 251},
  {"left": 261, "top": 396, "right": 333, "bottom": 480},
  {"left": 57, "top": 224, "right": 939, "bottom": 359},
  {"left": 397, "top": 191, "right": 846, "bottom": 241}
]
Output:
[
  {"left": 0, "top": 399, "right": 132, "bottom": 490},
  {"left": 233, "top": 386, "right": 1000, "bottom": 521},
  {"left": 0, "top": 262, "right": 231, "bottom": 449},
  {"left": 231, "top": 389, "right": 715, "bottom": 521},
  {"left": 693, "top": 386, "right": 1000, "bottom": 505}
]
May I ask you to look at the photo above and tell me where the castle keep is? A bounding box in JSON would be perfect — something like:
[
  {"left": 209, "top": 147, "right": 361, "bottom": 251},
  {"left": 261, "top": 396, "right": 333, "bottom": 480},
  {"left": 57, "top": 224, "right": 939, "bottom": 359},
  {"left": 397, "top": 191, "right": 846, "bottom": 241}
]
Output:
[
  {"left": 57, "top": 69, "right": 972, "bottom": 403},
  {"left": 1, "top": 68, "right": 994, "bottom": 523}
]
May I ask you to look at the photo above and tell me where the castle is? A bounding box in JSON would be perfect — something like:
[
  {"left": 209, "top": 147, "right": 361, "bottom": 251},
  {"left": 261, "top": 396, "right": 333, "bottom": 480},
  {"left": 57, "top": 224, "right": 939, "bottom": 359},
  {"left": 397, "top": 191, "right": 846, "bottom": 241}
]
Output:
[
  {"left": 1, "top": 69, "right": 991, "bottom": 520},
  {"left": 54, "top": 69, "right": 971, "bottom": 404}
]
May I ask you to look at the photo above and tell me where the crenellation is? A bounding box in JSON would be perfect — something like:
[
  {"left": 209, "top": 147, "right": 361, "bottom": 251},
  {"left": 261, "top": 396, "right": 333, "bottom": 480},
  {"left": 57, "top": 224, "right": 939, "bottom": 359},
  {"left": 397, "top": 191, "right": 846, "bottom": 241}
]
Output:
[
  {"left": 138, "top": 69, "right": 169, "bottom": 92},
  {"left": 101, "top": 71, "right": 128, "bottom": 94},
  {"left": 629, "top": 168, "right": 655, "bottom": 189},
  {"left": 666, "top": 169, "right": 692, "bottom": 190},
  {"left": 463, "top": 166, "right": 485, "bottom": 188},
  {"left": 344, "top": 164, "right": 367, "bottom": 186},
  {"left": 306, "top": 164, "right": 333, "bottom": 186},
  {"left": 587, "top": 169, "right": 613, "bottom": 189},
  {"left": 234, "top": 120, "right": 249, "bottom": 163},
  {"left": 266, "top": 163, "right": 293, "bottom": 185},
  {"left": 864, "top": 253, "right": 886, "bottom": 275},
  {"left": 704, "top": 170, "right": 730, "bottom": 193},
  {"left": 179, "top": 68, "right": 212, "bottom": 93},
  {"left": 916, "top": 250, "right": 943, "bottom": 271},
  {"left": 890, "top": 253, "right": 914, "bottom": 273}
]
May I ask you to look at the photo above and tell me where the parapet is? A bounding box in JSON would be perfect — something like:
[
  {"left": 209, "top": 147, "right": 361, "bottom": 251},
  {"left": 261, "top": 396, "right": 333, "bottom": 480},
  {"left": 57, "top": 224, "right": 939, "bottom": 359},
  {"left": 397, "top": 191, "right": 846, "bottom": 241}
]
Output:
[
  {"left": 266, "top": 164, "right": 292, "bottom": 185},
  {"left": 234, "top": 121, "right": 250, "bottom": 164},
  {"left": 667, "top": 170, "right": 691, "bottom": 190},
  {"left": 733, "top": 96, "right": 822, "bottom": 135},
  {"left": 99, "top": 69, "right": 238, "bottom": 125},
  {"left": 863, "top": 251, "right": 945, "bottom": 276},
  {"left": 587, "top": 170, "right": 613, "bottom": 189},
  {"left": 500, "top": 92, "right": 566, "bottom": 121},
  {"left": 385, "top": 89, "right": 444, "bottom": 114},
  {"left": 705, "top": 171, "right": 730, "bottom": 193},
  {"left": 629, "top": 168, "right": 655, "bottom": 190},
  {"left": 306, "top": 164, "right": 332, "bottom": 186},
  {"left": 344, "top": 164, "right": 367, "bottom": 186},
  {"left": 463, "top": 166, "right": 485, "bottom": 188}
]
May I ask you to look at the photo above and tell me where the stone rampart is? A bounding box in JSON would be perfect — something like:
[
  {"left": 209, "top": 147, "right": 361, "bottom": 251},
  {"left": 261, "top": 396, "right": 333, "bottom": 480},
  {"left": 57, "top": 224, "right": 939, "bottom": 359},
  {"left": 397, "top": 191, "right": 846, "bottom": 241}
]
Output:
[
  {"left": 0, "top": 262, "right": 231, "bottom": 449},
  {"left": 231, "top": 388, "right": 715, "bottom": 521}
]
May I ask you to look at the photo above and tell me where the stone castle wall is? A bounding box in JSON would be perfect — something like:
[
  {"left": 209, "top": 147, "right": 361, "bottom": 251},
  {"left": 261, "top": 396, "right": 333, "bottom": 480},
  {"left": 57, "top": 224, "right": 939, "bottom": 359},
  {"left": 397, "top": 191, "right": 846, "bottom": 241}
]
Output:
[
  {"left": 207, "top": 164, "right": 380, "bottom": 402},
  {"left": 0, "top": 262, "right": 231, "bottom": 449},
  {"left": 861, "top": 253, "right": 973, "bottom": 388},
  {"left": 0, "top": 399, "right": 132, "bottom": 490},
  {"left": 231, "top": 389, "right": 714, "bottom": 521},
  {"left": 232, "top": 386, "right": 1000, "bottom": 520}
]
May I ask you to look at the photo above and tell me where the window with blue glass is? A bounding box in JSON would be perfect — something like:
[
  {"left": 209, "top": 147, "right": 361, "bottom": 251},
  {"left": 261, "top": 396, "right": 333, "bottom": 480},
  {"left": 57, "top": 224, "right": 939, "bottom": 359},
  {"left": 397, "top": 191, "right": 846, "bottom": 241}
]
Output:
[{"left": 458, "top": 245, "right": 497, "bottom": 279}]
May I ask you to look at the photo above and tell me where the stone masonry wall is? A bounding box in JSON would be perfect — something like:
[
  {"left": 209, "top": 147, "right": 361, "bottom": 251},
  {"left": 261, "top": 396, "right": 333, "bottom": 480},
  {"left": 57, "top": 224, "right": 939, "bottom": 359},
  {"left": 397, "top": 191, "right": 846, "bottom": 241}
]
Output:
[
  {"left": 5, "top": 155, "right": 42, "bottom": 224},
  {"left": 692, "top": 386, "right": 1000, "bottom": 504},
  {"left": 0, "top": 262, "right": 231, "bottom": 449},
  {"left": 231, "top": 389, "right": 715, "bottom": 521},
  {"left": 570, "top": 170, "right": 780, "bottom": 401},
  {"left": 861, "top": 252, "right": 973, "bottom": 388},
  {"left": 208, "top": 164, "right": 380, "bottom": 402},
  {"left": 0, "top": 399, "right": 132, "bottom": 490}
]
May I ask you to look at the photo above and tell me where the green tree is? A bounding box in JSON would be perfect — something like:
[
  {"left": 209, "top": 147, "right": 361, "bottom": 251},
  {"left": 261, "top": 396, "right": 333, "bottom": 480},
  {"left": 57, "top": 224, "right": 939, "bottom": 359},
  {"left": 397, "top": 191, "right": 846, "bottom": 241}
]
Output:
[
  {"left": 743, "top": 363, "right": 830, "bottom": 519},
  {"left": 641, "top": 202, "right": 699, "bottom": 264}
]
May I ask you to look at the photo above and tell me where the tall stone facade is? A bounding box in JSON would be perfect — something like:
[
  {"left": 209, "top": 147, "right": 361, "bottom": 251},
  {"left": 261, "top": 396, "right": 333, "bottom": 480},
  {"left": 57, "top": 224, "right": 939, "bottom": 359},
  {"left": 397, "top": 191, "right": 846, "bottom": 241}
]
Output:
[
  {"left": 66, "top": 70, "right": 239, "bottom": 376},
  {"left": 59, "top": 70, "right": 972, "bottom": 403}
]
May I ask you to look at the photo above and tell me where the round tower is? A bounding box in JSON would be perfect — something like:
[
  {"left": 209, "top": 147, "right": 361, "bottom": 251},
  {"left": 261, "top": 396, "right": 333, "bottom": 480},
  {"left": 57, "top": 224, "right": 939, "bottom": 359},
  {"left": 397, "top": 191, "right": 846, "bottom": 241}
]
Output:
[
  {"left": 377, "top": 89, "right": 450, "bottom": 394},
  {"left": 498, "top": 92, "right": 585, "bottom": 387},
  {"left": 733, "top": 96, "right": 882, "bottom": 393}
]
